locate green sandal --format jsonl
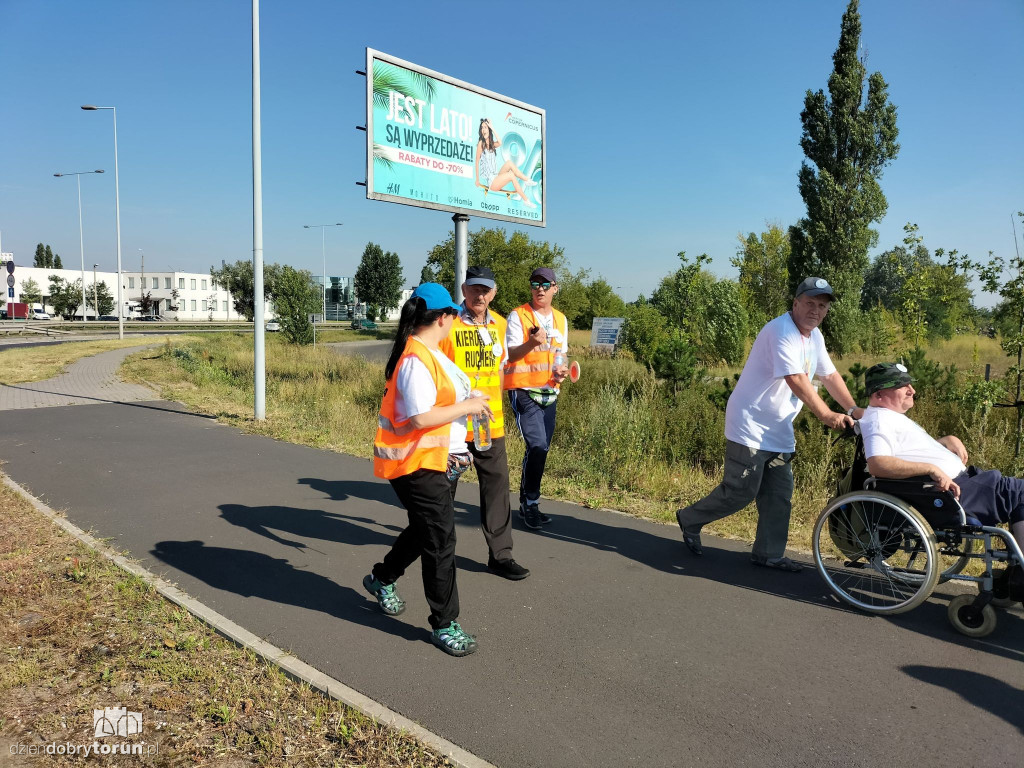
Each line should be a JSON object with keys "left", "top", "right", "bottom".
{"left": 431, "top": 621, "right": 478, "bottom": 657}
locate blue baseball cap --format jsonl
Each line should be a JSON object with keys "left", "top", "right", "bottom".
{"left": 412, "top": 282, "right": 461, "bottom": 312}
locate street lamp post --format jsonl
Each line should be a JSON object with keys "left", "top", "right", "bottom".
{"left": 54, "top": 169, "right": 104, "bottom": 324}
{"left": 81, "top": 105, "right": 123, "bottom": 339}
{"left": 93, "top": 263, "right": 100, "bottom": 318}
{"left": 303, "top": 223, "right": 343, "bottom": 325}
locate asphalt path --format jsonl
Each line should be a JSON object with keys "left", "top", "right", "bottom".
{"left": 2, "top": 398, "right": 1022, "bottom": 766}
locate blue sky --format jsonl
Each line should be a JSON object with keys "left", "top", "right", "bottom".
{"left": 2, "top": 0, "right": 1021, "bottom": 302}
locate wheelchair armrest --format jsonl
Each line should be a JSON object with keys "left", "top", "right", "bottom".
{"left": 864, "top": 475, "right": 934, "bottom": 492}
{"left": 864, "top": 476, "right": 965, "bottom": 527}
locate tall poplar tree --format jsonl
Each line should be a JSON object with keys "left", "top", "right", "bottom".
{"left": 788, "top": 0, "right": 899, "bottom": 353}
{"left": 354, "top": 242, "right": 403, "bottom": 315}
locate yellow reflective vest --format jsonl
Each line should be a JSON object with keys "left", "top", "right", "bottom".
{"left": 440, "top": 310, "right": 507, "bottom": 439}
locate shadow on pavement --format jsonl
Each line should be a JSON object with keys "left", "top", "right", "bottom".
{"left": 901, "top": 664, "right": 1024, "bottom": 733}
{"left": 150, "top": 539, "right": 430, "bottom": 645}
{"left": 516, "top": 509, "right": 1024, "bottom": 661}
{"left": 218, "top": 503, "right": 400, "bottom": 550}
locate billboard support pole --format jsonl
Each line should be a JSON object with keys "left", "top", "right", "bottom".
{"left": 453, "top": 213, "right": 468, "bottom": 304}
{"left": 252, "top": 0, "right": 266, "bottom": 421}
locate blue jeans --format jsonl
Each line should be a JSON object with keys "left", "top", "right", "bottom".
{"left": 508, "top": 389, "right": 558, "bottom": 507}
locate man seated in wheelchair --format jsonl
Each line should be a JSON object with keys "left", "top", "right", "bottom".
{"left": 859, "top": 362, "right": 1024, "bottom": 595}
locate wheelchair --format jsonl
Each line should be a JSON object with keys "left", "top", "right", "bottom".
{"left": 812, "top": 431, "right": 1024, "bottom": 638}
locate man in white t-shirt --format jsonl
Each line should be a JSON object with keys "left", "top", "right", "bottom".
{"left": 676, "top": 277, "right": 861, "bottom": 571}
{"left": 859, "top": 362, "right": 1024, "bottom": 595}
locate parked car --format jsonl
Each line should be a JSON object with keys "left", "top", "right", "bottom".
{"left": 265, "top": 320, "right": 281, "bottom": 332}
{"left": 138, "top": 315, "right": 163, "bottom": 321}
{"left": 97, "top": 315, "right": 119, "bottom": 321}
{"left": 350, "top": 318, "right": 377, "bottom": 330}
{"left": 31, "top": 309, "right": 52, "bottom": 320}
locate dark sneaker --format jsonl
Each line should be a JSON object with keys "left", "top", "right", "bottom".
{"left": 431, "top": 621, "right": 478, "bottom": 657}
{"left": 362, "top": 574, "right": 406, "bottom": 615}
{"left": 487, "top": 557, "right": 530, "bottom": 580}
{"left": 518, "top": 502, "right": 552, "bottom": 525}
{"left": 523, "top": 503, "right": 543, "bottom": 530}
{"left": 676, "top": 511, "right": 703, "bottom": 556}
{"left": 750, "top": 555, "right": 802, "bottom": 573}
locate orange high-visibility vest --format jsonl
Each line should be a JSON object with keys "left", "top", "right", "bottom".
{"left": 373, "top": 337, "right": 456, "bottom": 480}
{"left": 503, "top": 304, "right": 568, "bottom": 390}
{"left": 440, "top": 311, "right": 507, "bottom": 439}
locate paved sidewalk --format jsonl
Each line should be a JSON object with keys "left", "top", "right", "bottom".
{"left": 1, "top": 351, "right": 1021, "bottom": 767}
{"left": 0, "top": 345, "right": 156, "bottom": 409}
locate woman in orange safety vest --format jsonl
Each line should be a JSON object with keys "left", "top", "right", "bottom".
{"left": 363, "top": 283, "right": 492, "bottom": 657}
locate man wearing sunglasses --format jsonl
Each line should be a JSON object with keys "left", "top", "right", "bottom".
{"left": 504, "top": 267, "right": 570, "bottom": 530}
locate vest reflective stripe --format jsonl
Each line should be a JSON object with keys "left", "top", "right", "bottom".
{"left": 503, "top": 305, "right": 568, "bottom": 390}
{"left": 441, "top": 313, "right": 507, "bottom": 439}
{"left": 374, "top": 434, "right": 451, "bottom": 461}
{"left": 373, "top": 338, "right": 455, "bottom": 479}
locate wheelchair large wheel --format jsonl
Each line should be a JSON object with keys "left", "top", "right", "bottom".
{"left": 814, "top": 493, "right": 940, "bottom": 614}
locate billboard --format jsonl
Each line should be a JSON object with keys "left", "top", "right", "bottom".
{"left": 366, "top": 49, "right": 545, "bottom": 227}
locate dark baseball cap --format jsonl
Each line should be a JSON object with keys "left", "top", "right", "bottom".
{"left": 795, "top": 277, "right": 836, "bottom": 300}
{"left": 464, "top": 266, "right": 496, "bottom": 289}
{"left": 530, "top": 267, "right": 556, "bottom": 284}
{"left": 865, "top": 362, "right": 914, "bottom": 395}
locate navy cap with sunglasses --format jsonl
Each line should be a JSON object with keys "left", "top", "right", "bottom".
{"left": 530, "top": 267, "right": 556, "bottom": 289}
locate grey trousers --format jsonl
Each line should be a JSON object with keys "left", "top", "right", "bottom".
{"left": 449, "top": 436, "right": 515, "bottom": 561}
{"left": 677, "top": 440, "right": 795, "bottom": 560}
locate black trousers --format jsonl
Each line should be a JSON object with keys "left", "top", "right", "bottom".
{"left": 449, "top": 436, "right": 515, "bottom": 561}
{"left": 373, "top": 469, "right": 459, "bottom": 630}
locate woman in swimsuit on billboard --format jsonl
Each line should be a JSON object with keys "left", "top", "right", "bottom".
{"left": 475, "top": 118, "right": 537, "bottom": 208}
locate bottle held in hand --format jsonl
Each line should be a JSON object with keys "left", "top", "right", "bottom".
{"left": 552, "top": 352, "right": 567, "bottom": 385}
{"left": 470, "top": 390, "right": 492, "bottom": 451}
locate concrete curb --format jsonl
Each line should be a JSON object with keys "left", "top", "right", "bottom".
{"left": 2, "top": 474, "right": 496, "bottom": 768}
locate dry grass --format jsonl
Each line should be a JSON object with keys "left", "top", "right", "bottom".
{"left": 0, "top": 338, "right": 177, "bottom": 385}
{"left": 0, "top": 476, "right": 451, "bottom": 767}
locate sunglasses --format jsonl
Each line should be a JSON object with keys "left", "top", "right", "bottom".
{"left": 530, "top": 281, "right": 554, "bottom": 290}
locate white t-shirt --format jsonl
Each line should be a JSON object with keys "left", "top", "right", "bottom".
{"left": 394, "top": 348, "right": 471, "bottom": 452}
{"left": 724, "top": 312, "right": 836, "bottom": 453}
{"left": 859, "top": 406, "right": 967, "bottom": 479}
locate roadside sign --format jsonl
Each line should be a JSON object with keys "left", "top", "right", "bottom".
{"left": 308, "top": 314, "right": 323, "bottom": 323}
{"left": 589, "top": 317, "right": 625, "bottom": 351}
{"left": 6, "top": 261, "right": 14, "bottom": 274}
{"left": 7, "top": 287, "right": 13, "bottom": 298}
{"left": 6, "top": 274, "right": 14, "bottom": 287}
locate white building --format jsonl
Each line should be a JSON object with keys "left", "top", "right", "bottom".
{"left": 1, "top": 258, "right": 270, "bottom": 321}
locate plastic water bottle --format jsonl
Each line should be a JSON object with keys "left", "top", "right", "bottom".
{"left": 552, "top": 351, "right": 567, "bottom": 385}
{"left": 470, "top": 390, "right": 492, "bottom": 451}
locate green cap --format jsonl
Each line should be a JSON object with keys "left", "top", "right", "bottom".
{"left": 865, "top": 362, "right": 913, "bottom": 395}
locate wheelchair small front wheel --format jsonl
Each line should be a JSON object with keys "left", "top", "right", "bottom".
{"left": 947, "top": 594, "right": 997, "bottom": 638}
